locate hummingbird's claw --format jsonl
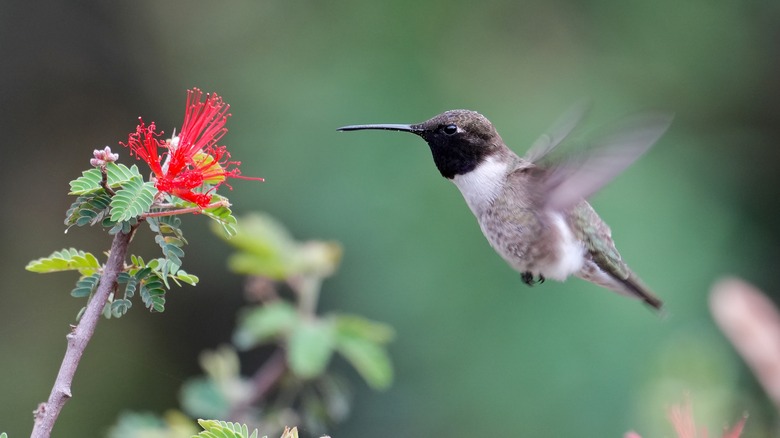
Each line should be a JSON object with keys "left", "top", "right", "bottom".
{"left": 521, "top": 272, "right": 546, "bottom": 286}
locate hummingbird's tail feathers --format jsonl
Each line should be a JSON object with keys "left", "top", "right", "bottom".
{"left": 577, "top": 261, "right": 664, "bottom": 311}
{"left": 524, "top": 100, "right": 591, "bottom": 163}
{"left": 614, "top": 274, "right": 664, "bottom": 311}
{"left": 543, "top": 112, "right": 673, "bottom": 212}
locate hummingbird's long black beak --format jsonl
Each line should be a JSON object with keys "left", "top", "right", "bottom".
{"left": 337, "top": 124, "right": 422, "bottom": 135}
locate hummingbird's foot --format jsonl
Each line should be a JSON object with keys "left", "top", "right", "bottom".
{"left": 521, "top": 272, "right": 546, "bottom": 286}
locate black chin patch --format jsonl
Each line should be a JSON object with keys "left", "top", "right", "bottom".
{"left": 429, "top": 143, "right": 483, "bottom": 179}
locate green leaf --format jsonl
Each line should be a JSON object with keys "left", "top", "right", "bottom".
{"left": 212, "top": 213, "right": 342, "bottom": 280}
{"left": 173, "top": 270, "right": 199, "bottom": 286}
{"left": 69, "top": 163, "right": 143, "bottom": 195}
{"left": 155, "top": 234, "right": 185, "bottom": 269}
{"left": 71, "top": 273, "right": 100, "bottom": 298}
{"left": 64, "top": 192, "right": 112, "bottom": 228}
{"left": 26, "top": 248, "right": 101, "bottom": 275}
{"left": 110, "top": 298, "right": 132, "bottom": 317}
{"left": 193, "top": 419, "right": 259, "bottom": 438}
{"left": 180, "top": 379, "right": 230, "bottom": 420}
{"left": 156, "top": 258, "right": 179, "bottom": 286}
{"left": 117, "top": 272, "right": 137, "bottom": 299}
{"left": 140, "top": 274, "right": 166, "bottom": 312}
{"left": 108, "top": 410, "right": 201, "bottom": 438}
{"left": 106, "top": 162, "right": 143, "bottom": 185}
{"left": 148, "top": 215, "right": 185, "bottom": 238}
{"left": 288, "top": 319, "right": 335, "bottom": 379}
{"left": 233, "top": 302, "right": 299, "bottom": 349}
{"left": 68, "top": 168, "right": 104, "bottom": 195}
{"left": 106, "top": 217, "right": 136, "bottom": 235}
{"left": 110, "top": 178, "right": 156, "bottom": 222}
{"left": 202, "top": 194, "right": 238, "bottom": 237}
{"left": 333, "top": 314, "right": 395, "bottom": 344}
{"left": 335, "top": 317, "right": 393, "bottom": 389}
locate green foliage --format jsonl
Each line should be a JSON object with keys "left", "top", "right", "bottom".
{"left": 221, "top": 214, "right": 394, "bottom": 390}
{"left": 25, "top": 248, "right": 101, "bottom": 275}
{"left": 232, "top": 301, "right": 298, "bottom": 349}
{"left": 108, "top": 411, "right": 198, "bottom": 438}
{"left": 288, "top": 319, "right": 336, "bottom": 379}
{"left": 110, "top": 298, "right": 133, "bottom": 317}
{"left": 130, "top": 255, "right": 199, "bottom": 288}
{"left": 139, "top": 273, "right": 166, "bottom": 313}
{"left": 71, "top": 273, "right": 100, "bottom": 298}
{"left": 27, "top": 249, "right": 197, "bottom": 319}
{"left": 148, "top": 215, "right": 185, "bottom": 238}
{"left": 107, "top": 217, "right": 139, "bottom": 235}
{"left": 110, "top": 178, "right": 156, "bottom": 222}
{"left": 181, "top": 347, "right": 246, "bottom": 420}
{"left": 193, "top": 420, "right": 259, "bottom": 438}
{"left": 233, "top": 303, "right": 394, "bottom": 389}
{"left": 202, "top": 194, "right": 238, "bottom": 237}
{"left": 155, "top": 235, "right": 185, "bottom": 272}
{"left": 148, "top": 215, "right": 188, "bottom": 282}
{"left": 101, "top": 212, "right": 394, "bottom": 436}
{"left": 68, "top": 162, "right": 143, "bottom": 195}
{"left": 180, "top": 378, "right": 231, "bottom": 421}
{"left": 213, "top": 214, "right": 342, "bottom": 280}
{"left": 332, "top": 316, "right": 394, "bottom": 390}
{"left": 64, "top": 191, "right": 112, "bottom": 228}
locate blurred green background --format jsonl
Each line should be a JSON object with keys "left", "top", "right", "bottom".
{"left": 2, "top": 0, "right": 780, "bottom": 436}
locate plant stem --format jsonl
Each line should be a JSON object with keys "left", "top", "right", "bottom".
{"left": 31, "top": 227, "right": 136, "bottom": 438}
{"left": 228, "top": 349, "right": 288, "bottom": 422}
{"left": 142, "top": 200, "right": 229, "bottom": 218}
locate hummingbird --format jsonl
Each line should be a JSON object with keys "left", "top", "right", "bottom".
{"left": 337, "top": 105, "right": 672, "bottom": 310}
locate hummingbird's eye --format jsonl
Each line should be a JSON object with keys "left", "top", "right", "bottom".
{"left": 442, "top": 124, "right": 458, "bottom": 135}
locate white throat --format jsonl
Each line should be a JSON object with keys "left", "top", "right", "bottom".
{"left": 451, "top": 156, "right": 508, "bottom": 216}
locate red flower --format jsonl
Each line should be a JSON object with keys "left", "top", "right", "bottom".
{"left": 123, "top": 88, "right": 262, "bottom": 207}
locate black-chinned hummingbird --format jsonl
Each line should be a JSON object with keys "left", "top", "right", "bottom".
{"left": 337, "top": 106, "right": 671, "bottom": 310}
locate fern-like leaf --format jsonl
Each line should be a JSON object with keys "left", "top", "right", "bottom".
{"left": 155, "top": 234, "right": 185, "bottom": 269}
{"left": 110, "top": 298, "right": 132, "bottom": 317}
{"left": 172, "top": 269, "right": 199, "bottom": 286}
{"left": 193, "top": 419, "right": 259, "bottom": 438}
{"left": 68, "top": 168, "right": 104, "bottom": 195}
{"left": 117, "top": 271, "right": 138, "bottom": 299}
{"left": 140, "top": 274, "right": 166, "bottom": 312}
{"left": 202, "top": 194, "right": 238, "bottom": 237}
{"left": 69, "top": 163, "right": 143, "bottom": 195}
{"left": 71, "top": 273, "right": 100, "bottom": 298}
{"left": 148, "top": 215, "right": 185, "bottom": 239}
{"left": 26, "top": 248, "right": 101, "bottom": 275}
{"left": 105, "top": 217, "right": 137, "bottom": 235}
{"left": 110, "top": 178, "right": 156, "bottom": 222}
{"left": 64, "top": 192, "right": 112, "bottom": 228}
{"left": 106, "top": 162, "right": 143, "bottom": 185}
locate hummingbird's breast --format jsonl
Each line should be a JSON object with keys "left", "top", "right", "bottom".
{"left": 471, "top": 174, "right": 586, "bottom": 281}
{"left": 451, "top": 154, "right": 586, "bottom": 281}
{"left": 478, "top": 203, "right": 584, "bottom": 280}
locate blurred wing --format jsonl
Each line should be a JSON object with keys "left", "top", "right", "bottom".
{"left": 524, "top": 100, "right": 590, "bottom": 163}
{"left": 544, "top": 112, "right": 673, "bottom": 212}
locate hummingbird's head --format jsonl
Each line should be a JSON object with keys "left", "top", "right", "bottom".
{"left": 338, "top": 109, "right": 505, "bottom": 179}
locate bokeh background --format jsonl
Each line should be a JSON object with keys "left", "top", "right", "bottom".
{"left": 2, "top": 0, "right": 780, "bottom": 436}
